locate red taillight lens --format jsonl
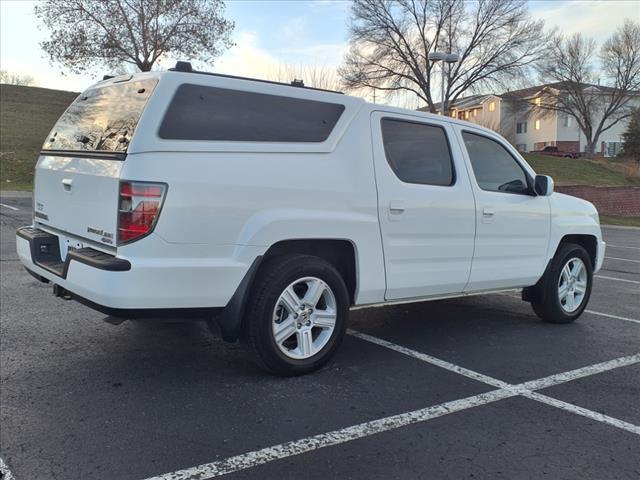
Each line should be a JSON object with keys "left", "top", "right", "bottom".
{"left": 118, "top": 181, "right": 166, "bottom": 244}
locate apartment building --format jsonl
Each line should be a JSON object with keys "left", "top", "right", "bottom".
{"left": 421, "top": 83, "right": 638, "bottom": 157}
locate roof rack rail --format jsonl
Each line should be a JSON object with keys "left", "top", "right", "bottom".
{"left": 167, "top": 61, "right": 343, "bottom": 95}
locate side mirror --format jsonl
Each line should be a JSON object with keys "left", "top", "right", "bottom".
{"left": 534, "top": 175, "right": 554, "bottom": 196}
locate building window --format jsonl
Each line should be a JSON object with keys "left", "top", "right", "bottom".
{"left": 488, "top": 101, "right": 496, "bottom": 112}
{"left": 516, "top": 122, "right": 527, "bottom": 134}
{"left": 464, "top": 111, "right": 470, "bottom": 120}
{"left": 535, "top": 97, "right": 541, "bottom": 106}
{"left": 535, "top": 119, "right": 541, "bottom": 130}
{"left": 516, "top": 144, "right": 528, "bottom": 152}
{"left": 563, "top": 115, "right": 571, "bottom": 127}
{"left": 607, "top": 142, "right": 622, "bottom": 157}
{"left": 451, "top": 111, "right": 456, "bottom": 118}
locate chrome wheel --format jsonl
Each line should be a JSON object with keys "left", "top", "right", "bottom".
{"left": 558, "top": 257, "right": 588, "bottom": 313}
{"left": 272, "top": 276, "right": 337, "bottom": 360}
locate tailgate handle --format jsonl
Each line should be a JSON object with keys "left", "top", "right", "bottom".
{"left": 61, "top": 178, "right": 73, "bottom": 192}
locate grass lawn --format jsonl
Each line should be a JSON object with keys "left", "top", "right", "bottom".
{"left": 599, "top": 215, "right": 640, "bottom": 228}
{"left": 523, "top": 153, "right": 640, "bottom": 187}
{"left": 0, "top": 84, "right": 78, "bottom": 190}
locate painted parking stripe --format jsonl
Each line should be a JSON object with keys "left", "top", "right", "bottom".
{"left": 595, "top": 275, "right": 640, "bottom": 285}
{"left": 585, "top": 310, "right": 640, "bottom": 325}
{"left": 607, "top": 244, "right": 640, "bottom": 251}
{"left": 605, "top": 256, "right": 640, "bottom": 264}
{"left": 143, "top": 341, "right": 639, "bottom": 480}
{"left": 0, "top": 457, "right": 15, "bottom": 480}
{"left": 523, "top": 391, "right": 640, "bottom": 435}
{"left": 351, "top": 331, "right": 640, "bottom": 433}
{"left": 143, "top": 389, "right": 514, "bottom": 480}
{"left": 0, "top": 203, "right": 19, "bottom": 211}
{"left": 519, "top": 354, "right": 640, "bottom": 391}
{"left": 348, "top": 330, "right": 510, "bottom": 389}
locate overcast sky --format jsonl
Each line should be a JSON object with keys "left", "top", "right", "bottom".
{"left": 1, "top": 0, "right": 639, "bottom": 96}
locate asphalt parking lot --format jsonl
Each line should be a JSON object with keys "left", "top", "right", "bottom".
{"left": 1, "top": 194, "right": 639, "bottom": 480}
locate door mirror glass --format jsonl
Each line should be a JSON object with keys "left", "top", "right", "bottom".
{"left": 534, "top": 175, "right": 554, "bottom": 196}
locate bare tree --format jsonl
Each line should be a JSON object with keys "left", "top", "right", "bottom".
{"left": 34, "top": 0, "right": 234, "bottom": 73}
{"left": 532, "top": 21, "right": 640, "bottom": 156}
{"left": 0, "top": 70, "right": 36, "bottom": 86}
{"left": 339, "top": 0, "right": 550, "bottom": 114}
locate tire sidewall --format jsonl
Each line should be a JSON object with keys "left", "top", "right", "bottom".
{"left": 250, "top": 256, "right": 349, "bottom": 375}
{"left": 545, "top": 245, "right": 593, "bottom": 322}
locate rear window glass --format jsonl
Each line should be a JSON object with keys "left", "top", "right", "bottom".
{"left": 381, "top": 118, "right": 454, "bottom": 186}
{"left": 158, "top": 84, "right": 345, "bottom": 142}
{"left": 43, "top": 79, "right": 158, "bottom": 152}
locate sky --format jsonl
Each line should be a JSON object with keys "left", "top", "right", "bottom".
{"left": 1, "top": 0, "right": 639, "bottom": 101}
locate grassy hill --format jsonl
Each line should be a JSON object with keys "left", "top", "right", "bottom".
{"left": 523, "top": 154, "right": 640, "bottom": 187}
{"left": 0, "top": 84, "right": 78, "bottom": 190}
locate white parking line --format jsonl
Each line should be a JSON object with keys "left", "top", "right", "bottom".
{"left": 142, "top": 336, "right": 640, "bottom": 480}
{"left": 0, "top": 457, "right": 15, "bottom": 480}
{"left": 585, "top": 310, "right": 640, "bottom": 325}
{"left": 605, "top": 256, "right": 640, "bottom": 264}
{"left": 348, "top": 330, "right": 509, "bottom": 389}
{"left": 142, "top": 389, "right": 514, "bottom": 480}
{"left": 0, "top": 203, "right": 19, "bottom": 211}
{"left": 607, "top": 244, "right": 640, "bottom": 251}
{"left": 522, "top": 391, "right": 640, "bottom": 435}
{"left": 595, "top": 275, "right": 640, "bottom": 285}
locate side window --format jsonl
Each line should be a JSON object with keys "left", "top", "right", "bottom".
{"left": 158, "top": 84, "right": 345, "bottom": 142}
{"left": 462, "top": 132, "right": 531, "bottom": 195}
{"left": 380, "top": 118, "right": 454, "bottom": 186}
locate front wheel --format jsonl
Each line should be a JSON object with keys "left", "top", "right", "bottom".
{"left": 244, "top": 254, "right": 349, "bottom": 376}
{"left": 531, "top": 243, "right": 593, "bottom": 324}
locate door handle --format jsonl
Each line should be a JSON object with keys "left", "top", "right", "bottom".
{"left": 61, "top": 178, "right": 73, "bottom": 192}
{"left": 389, "top": 201, "right": 405, "bottom": 214}
{"left": 482, "top": 208, "right": 494, "bottom": 217}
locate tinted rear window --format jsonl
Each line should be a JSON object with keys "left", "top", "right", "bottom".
{"left": 158, "top": 84, "right": 345, "bottom": 142}
{"left": 381, "top": 118, "right": 454, "bottom": 186}
{"left": 43, "top": 79, "right": 157, "bottom": 152}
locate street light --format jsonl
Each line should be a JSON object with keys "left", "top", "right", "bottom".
{"left": 428, "top": 52, "right": 459, "bottom": 116}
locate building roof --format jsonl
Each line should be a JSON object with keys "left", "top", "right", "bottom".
{"left": 417, "top": 81, "right": 640, "bottom": 112}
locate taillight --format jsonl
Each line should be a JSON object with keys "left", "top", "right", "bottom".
{"left": 118, "top": 181, "right": 167, "bottom": 245}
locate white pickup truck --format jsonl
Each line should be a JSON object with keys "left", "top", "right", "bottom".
{"left": 17, "top": 62, "right": 605, "bottom": 375}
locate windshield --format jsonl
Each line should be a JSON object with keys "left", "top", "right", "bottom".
{"left": 43, "top": 78, "right": 157, "bottom": 153}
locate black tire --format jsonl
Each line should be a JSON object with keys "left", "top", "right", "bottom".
{"left": 531, "top": 243, "right": 593, "bottom": 324}
{"left": 244, "top": 254, "right": 349, "bottom": 376}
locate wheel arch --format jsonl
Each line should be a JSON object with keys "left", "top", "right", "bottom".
{"left": 558, "top": 234, "right": 598, "bottom": 269}
{"left": 524, "top": 233, "right": 597, "bottom": 304}
{"left": 262, "top": 238, "right": 358, "bottom": 304}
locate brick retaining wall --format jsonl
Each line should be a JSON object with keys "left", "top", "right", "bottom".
{"left": 555, "top": 185, "right": 640, "bottom": 217}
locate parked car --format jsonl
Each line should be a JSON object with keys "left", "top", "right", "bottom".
{"left": 531, "top": 145, "right": 581, "bottom": 158}
{"left": 17, "top": 62, "right": 605, "bottom": 375}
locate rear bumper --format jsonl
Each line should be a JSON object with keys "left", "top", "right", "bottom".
{"left": 16, "top": 226, "right": 263, "bottom": 312}
{"left": 17, "top": 226, "right": 264, "bottom": 340}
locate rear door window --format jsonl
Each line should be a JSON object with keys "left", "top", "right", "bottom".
{"left": 158, "top": 84, "right": 345, "bottom": 142}
{"left": 380, "top": 118, "right": 455, "bottom": 186}
{"left": 43, "top": 79, "right": 157, "bottom": 153}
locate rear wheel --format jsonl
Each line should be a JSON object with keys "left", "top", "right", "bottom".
{"left": 531, "top": 243, "right": 593, "bottom": 324}
{"left": 244, "top": 254, "right": 349, "bottom": 376}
